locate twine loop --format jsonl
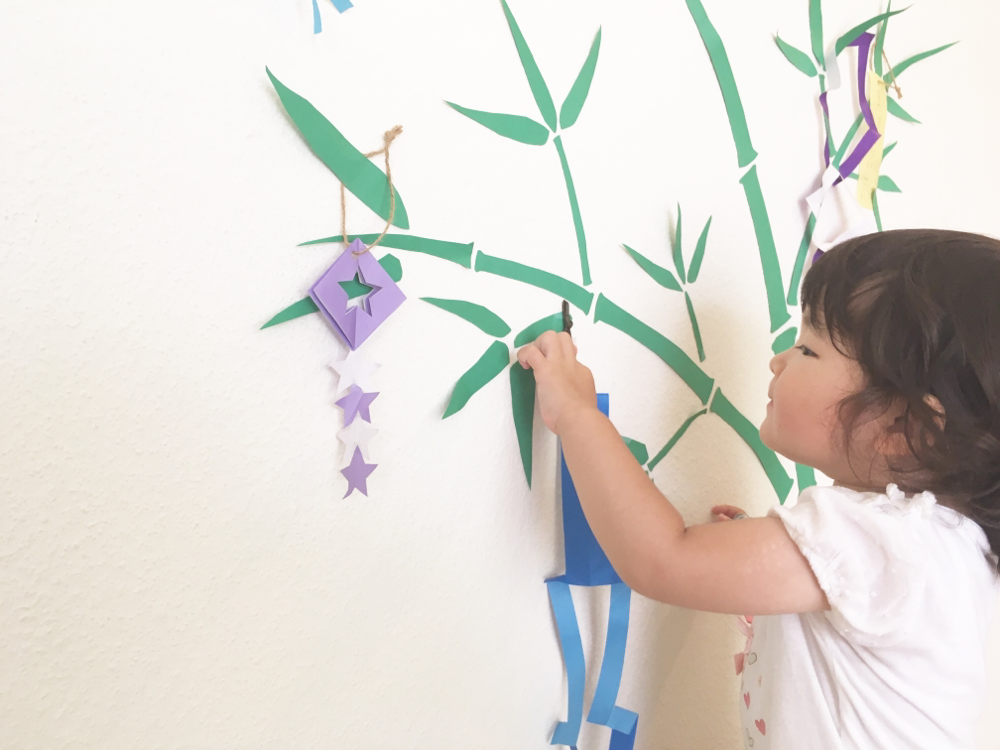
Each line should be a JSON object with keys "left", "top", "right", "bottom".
{"left": 339, "top": 125, "right": 403, "bottom": 255}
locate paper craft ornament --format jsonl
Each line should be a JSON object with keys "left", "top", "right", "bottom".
{"left": 310, "top": 239, "right": 406, "bottom": 350}
{"left": 337, "top": 419, "right": 378, "bottom": 461}
{"left": 336, "top": 384, "right": 379, "bottom": 425}
{"left": 329, "top": 351, "right": 380, "bottom": 393}
{"left": 341, "top": 447, "right": 377, "bottom": 497}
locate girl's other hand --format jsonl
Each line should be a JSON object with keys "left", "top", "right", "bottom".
{"left": 516, "top": 331, "right": 598, "bottom": 435}
{"left": 711, "top": 505, "right": 750, "bottom": 523}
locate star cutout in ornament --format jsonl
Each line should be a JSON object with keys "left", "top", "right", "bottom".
{"left": 335, "top": 384, "right": 378, "bottom": 425}
{"left": 337, "top": 419, "right": 378, "bottom": 462}
{"left": 341, "top": 447, "right": 377, "bottom": 497}
{"left": 339, "top": 272, "right": 378, "bottom": 313}
{"left": 329, "top": 351, "right": 380, "bottom": 394}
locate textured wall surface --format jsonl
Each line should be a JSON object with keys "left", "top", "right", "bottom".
{"left": 3, "top": 1, "right": 1000, "bottom": 748}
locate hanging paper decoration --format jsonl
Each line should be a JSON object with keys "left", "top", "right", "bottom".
{"left": 312, "top": 0, "right": 354, "bottom": 35}
{"left": 329, "top": 350, "right": 381, "bottom": 392}
{"left": 310, "top": 239, "right": 406, "bottom": 350}
{"left": 341, "top": 446, "right": 377, "bottom": 497}
{"left": 547, "top": 393, "right": 639, "bottom": 750}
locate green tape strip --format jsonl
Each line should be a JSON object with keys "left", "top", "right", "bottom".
{"left": 514, "top": 313, "right": 564, "bottom": 348}
{"left": 501, "top": 0, "right": 557, "bottom": 131}
{"left": 421, "top": 298, "right": 512, "bottom": 337}
{"left": 739, "top": 166, "right": 791, "bottom": 332}
{"left": 684, "top": 0, "right": 758, "bottom": 168}
{"left": 710, "top": 389, "right": 793, "bottom": 502}
{"left": 648, "top": 409, "right": 708, "bottom": 471}
{"left": 443, "top": 340, "right": 510, "bottom": 418}
{"left": 445, "top": 102, "right": 549, "bottom": 145}
{"left": 622, "top": 244, "right": 681, "bottom": 292}
{"left": 474, "top": 252, "right": 594, "bottom": 313}
{"left": 559, "top": 28, "right": 602, "bottom": 130}
{"left": 594, "top": 294, "right": 714, "bottom": 403}
{"left": 509, "top": 364, "right": 536, "bottom": 486}
{"left": 266, "top": 68, "right": 409, "bottom": 229}
{"left": 299, "top": 234, "right": 474, "bottom": 269}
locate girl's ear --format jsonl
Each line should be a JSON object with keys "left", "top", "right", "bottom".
{"left": 882, "top": 394, "right": 946, "bottom": 457}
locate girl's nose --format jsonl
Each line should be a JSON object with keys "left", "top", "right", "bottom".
{"left": 769, "top": 351, "right": 784, "bottom": 375}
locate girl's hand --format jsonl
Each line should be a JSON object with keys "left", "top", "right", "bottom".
{"left": 711, "top": 505, "right": 750, "bottom": 523}
{"left": 516, "top": 331, "right": 598, "bottom": 435}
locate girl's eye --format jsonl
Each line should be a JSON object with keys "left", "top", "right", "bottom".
{"left": 796, "top": 345, "right": 817, "bottom": 357}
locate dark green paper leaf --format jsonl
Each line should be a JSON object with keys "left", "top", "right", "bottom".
{"left": 688, "top": 217, "right": 712, "bottom": 283}
{"left": 266, "top": 68, "right": 409, "bottom": 229}
{"left": 445, "top": 102, "right": 549, "bottom": 145}
{"left": 421, "top": 298, "right": 511, "bottom": 337}
{"left": 514, "top": 313, "right": 564, "bottom": 347}
{"left": 300, "top": 234, "right": 474, "bottom": 268}
{"left": 775, "top": 35, "right": 818, "bottom": 77}
{"left": 443, "top": 341, "right": 510, "bottom": 418}
{"left": 835, "top": 7, "right": 908, "bottom": 55}
{"left": 622, "top": 438, "right": 649, "bottom": 466}
{"left": 885, "top": 43, "right": 957, "bottom": 85}
{"left": 500, "top": 0, "right": 557, "bottom": 131}
{"left": 672, "top": 204, "right": 686, "bottom": 284}
{"left": 559, "top": 28, "right": 602, "bottom": 129}
{"left": 509, "top": 364, "right": 536, "bottom": 486}
{"left": 886, "top": 97, "right": 920, "bottom": 123}
{"left": 878, "top": 175, "right": 901, "bottom": 192}
{"left": 622, "top": 245, "right": 682, "bottom": 292}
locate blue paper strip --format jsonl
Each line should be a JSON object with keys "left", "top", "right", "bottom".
{"left": 551, "top": 394, "right": 622, "bottom": 587}
{"left": 609, "top": 718, "right": 638, "bottom": 750}
{"left": 546, "top": 579, "right": 586, "bottom": 747}
{"left": 329, "top": 0, "right": 354, "bottom": 11}
{"left": 312, "top": 0, "right": 322, "bottom": 33}
{"left": 587, "top": 584, "right": 638, "bottom": 735}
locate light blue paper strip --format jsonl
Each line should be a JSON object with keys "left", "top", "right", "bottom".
{"left": 312, "top": 0, "right": 322, "bottom": 33}
{"left": 587, "top": 583, "right": 638, "bottom": 735}
{"left": 609, "top": 718, "right": 638, "bottom": 750}
{"left": 329, "top": 0, "right": 353, "bottom": 11}
{"left": 546, "top": 579, "right": 586, "bottom": 747}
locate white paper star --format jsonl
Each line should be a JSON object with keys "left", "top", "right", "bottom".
{"left": 337, "top": 419, "right": 378, "bottom": 462}
{"left": 329, "top": 351, "right": 380, "bottom": 393}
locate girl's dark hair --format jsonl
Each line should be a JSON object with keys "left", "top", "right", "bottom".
{"left": 802, "top": 229, "right": 1000, "bottom": 565}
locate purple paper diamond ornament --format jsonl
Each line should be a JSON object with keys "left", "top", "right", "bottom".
{"left": 309, "top": 239, "right": 406, "bottom": 350}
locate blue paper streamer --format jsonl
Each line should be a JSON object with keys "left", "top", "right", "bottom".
{"left": 551, "top": 394, "right": 622, "bottom": 587}
{"left": 312, "top": 0, "right": 322, "bottom": 33}
{"left": 546, "top": 580, "right": 586, "bottom": 747}
{"left": 329, "top": 0, "right": 354, "bottom": 11}
{"left": 587, "top": 584, "right": 638, "bottom": 735}
{"left": 609, "top": 718, "right": 638, "bottom": 750}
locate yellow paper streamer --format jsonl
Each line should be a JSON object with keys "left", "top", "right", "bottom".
{"left": 857, "top": 71, "right": 889, "bottom": 209}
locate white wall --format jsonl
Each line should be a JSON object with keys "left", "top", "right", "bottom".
{"left": 3, "top": 1, "right": 1000, "bottom": 748}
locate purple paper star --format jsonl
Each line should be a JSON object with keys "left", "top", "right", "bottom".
{"left": 341, "top": 446, "right": 377, "bottom": 497}
{"left": 335, "top": 384, "right": 378, "bottom": 425}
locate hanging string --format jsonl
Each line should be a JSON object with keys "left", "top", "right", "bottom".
{"left": 339, "top": 125, "right": 403, "bottom": 256}
{"left": 881, "top": 51, "right": 903, "bottom": 99}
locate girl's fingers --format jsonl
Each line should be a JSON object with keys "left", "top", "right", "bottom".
{"left": 711, "top": 505, "right": 749, "bottom": 521}
{"left": 517, "top": 345, "right": 546, "bottom": 371}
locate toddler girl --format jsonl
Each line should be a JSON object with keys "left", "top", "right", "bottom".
{"left": 517, "top": 229, "right": 1000, "bottom": 749}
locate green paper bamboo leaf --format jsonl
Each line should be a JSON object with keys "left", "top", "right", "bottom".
{"left": 421, "top": 298, "right": 512, "bottom": 337}
{"left": 672, "top": 204, "right": 686, "bottom": 283}
{"left": 684, "top": 291, "right": 706, "bottom": 362}
{"left": 886, "top": 97, "right": 920, "bottom": 123}
{"left": 260, "top": 253, "right": 402, "bottom": 330}
{"left": 622, "top": 438, "right": 649, "bottom": 466}
{"left": 786, "top": 214, "right": 816, "bottom": 306}
{"left": 261, "top": 297, "right": 320, "bottom": 329}
{"left": 559, "top": 28, "right": 602, "bottom": 129}
{"left": 833, "top": 112, "right": 865, "bottom": 168}
{"left": 300, "top": 234, "right": 475, "bottom": 269}
{"left": 739, "top": 166, "right": 792, "bottom": 332}
{"left": 882, "top": 141, "right": 897, "bottom": 159}
{"left": 797, "top": 463, "right": 818, "bottom": 491}
{"left": 443, "top": 341, "right": 510, "bottom": 418}
{"left": 771, "top": 327, "right": 797, "bottom": 353}
{"left": 500, "top": 0, "right": 557, "bottom": 131}
{"left": 688, "top": 216, "right": 712, "bottom": 283}
{"left": 878, "top": 175, "right": 902, "bottom": 193}
{"left": 885, "top": 43, "right": 957, "bottom": 85}
{"left": 873, "top": 190, "right": 884, "bottom": 232}
{"left": 809, "top": 0, "right": 824, "bottom": 67}
{"left": 514, "top": 313, "right": 564, "bottom": 347}
{"left": 266, "top": 68, "right": 409, "bottom": 229}
{"left": 622, "top": 244, "right": 682, "bottom": 292}
{"left": 873, "top": 0, "right": 891, "bottom": 76}
{"left": 835, "top": 7, "right": 908, "bottom": 55}
{"left": 774, "top": 35, "right": 818, "bottom": 77}
{"left": 509, "top": 364, "right": 536, "bottom": 485}
{"left": 445, "top": 102, "right": 550, "bottom": 145}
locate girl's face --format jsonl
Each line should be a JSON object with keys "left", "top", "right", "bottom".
{"left": 759, "top": 318, "right": 884, "bottom": 489}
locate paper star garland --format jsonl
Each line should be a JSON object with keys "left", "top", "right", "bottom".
{"left": 337, "top": 419, "right": 378, "bottom": 462}
{"left": 329, "top": 351, "right": 380, "bottom": 394}
{"left": 335, "top": 384, "right": 378, "bottom": 425}
{"left": 341, "top": 447, "right": 377, "bottom": 497}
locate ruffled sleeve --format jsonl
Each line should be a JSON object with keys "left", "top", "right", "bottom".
{"left": 770, "top": 484, "right": 933, "bottom": 646}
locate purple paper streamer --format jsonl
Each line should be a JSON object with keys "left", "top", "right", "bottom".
{"left": 819, "top": 91, "right": 831, "bottom": 167}
{"left": 835, "top": 33, "right": 879, "bottom": 183}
